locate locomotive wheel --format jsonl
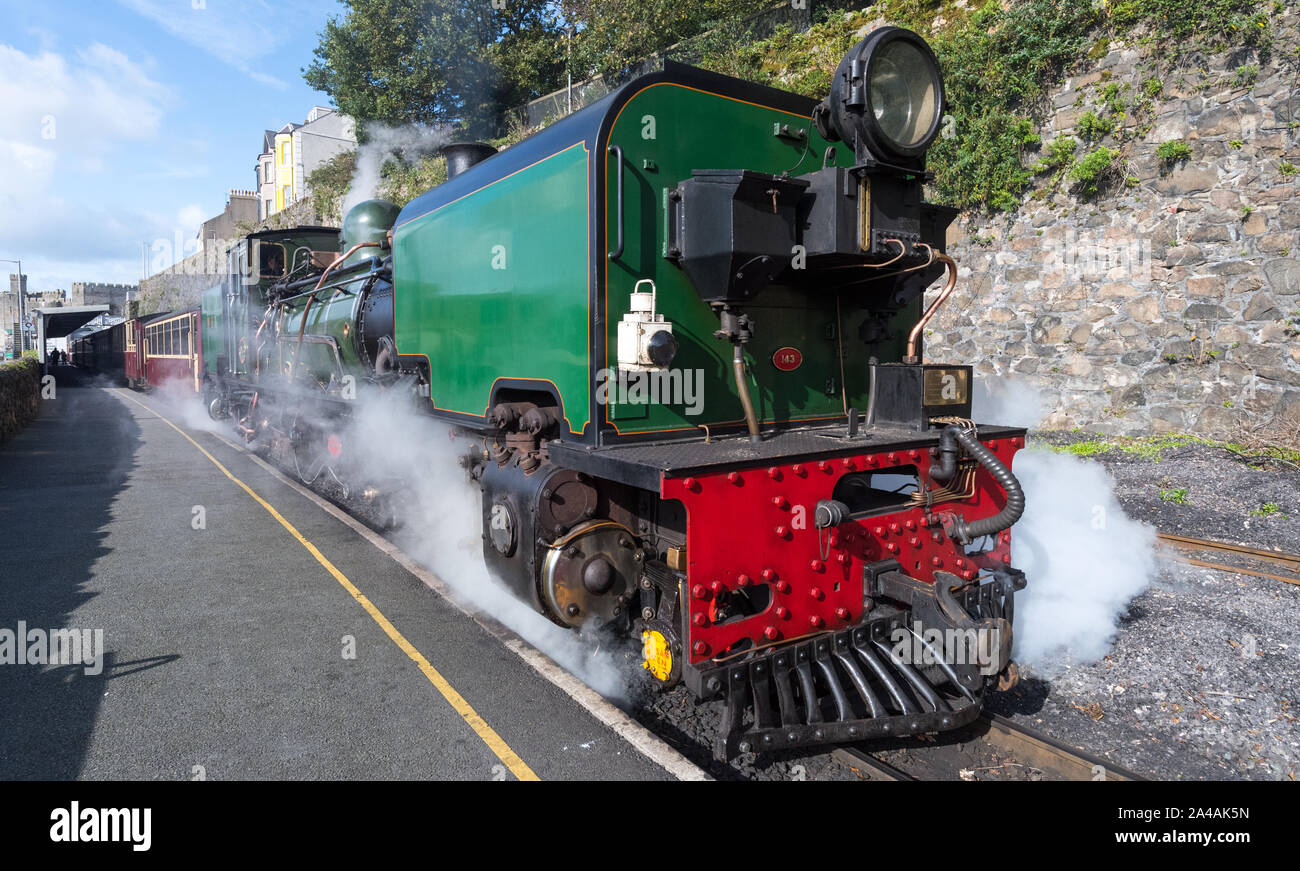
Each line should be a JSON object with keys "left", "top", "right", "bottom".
{"left": 540, "top": 520, "right": 639, "bottom": 629}
{"left": 206, "top": 392, "right": 228, "bottom": 421}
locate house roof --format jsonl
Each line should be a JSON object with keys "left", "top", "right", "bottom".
{"left": 261, "top": 122, "right": 303, "bottom": 155}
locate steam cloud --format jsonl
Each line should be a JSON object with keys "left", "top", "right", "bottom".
{"left": 149, "top": 376, "right": 224, "bottom": 434}
{"left": 337, "top": 391, "right": 632, "bottom": 701}
{"left": 972, "top": 374, "right": 1047, "bottom": 430}
{"left": 341, "top": 122, "right": 453, "bottom": 217}
{"left": 149, "top": 379, "right": 631, "bottom": 699}
{"left": 974, "top": 375, "right": 1156, "bottom": 675}
{"left": 152, "top": 367, "right": 1151, "bottom": 692}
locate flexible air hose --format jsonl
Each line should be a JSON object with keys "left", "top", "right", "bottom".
{"left": 930, "top": 424, "right": 1025, "bottom": 544}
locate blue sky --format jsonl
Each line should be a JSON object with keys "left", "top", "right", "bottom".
{"left": 0, "top": 0, "right": 347, "bottom": 295}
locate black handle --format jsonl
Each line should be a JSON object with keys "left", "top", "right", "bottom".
{"left": 607, "top": 144, "right": 624, "bottom": 260}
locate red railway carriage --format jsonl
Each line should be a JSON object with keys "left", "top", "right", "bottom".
{"left": 140, "top": 309, "right": 202, "bottom": 392}
{"left": 124, "top": 316, "right": 146, "bottom": 387}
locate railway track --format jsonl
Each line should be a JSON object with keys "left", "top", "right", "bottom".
{"left": 1156, "top": 532, "right": 1300, "bottom": 587}
{"left": 833, "top": 713, "right": 1147, "bottom": 781}
{"left": 831, "top": 533, "right": 1299, "bottom": 781}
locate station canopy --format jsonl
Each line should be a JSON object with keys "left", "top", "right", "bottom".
{"left": 32, "top": 305, "right": 110, "bottom": 363}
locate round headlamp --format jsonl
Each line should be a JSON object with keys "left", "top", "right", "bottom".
{"left": 815, "top": 26, "right": 945, "bottom": 163}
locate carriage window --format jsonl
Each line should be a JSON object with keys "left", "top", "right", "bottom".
{"left": 181, "top": 321, "right": 190, "bottom": 355}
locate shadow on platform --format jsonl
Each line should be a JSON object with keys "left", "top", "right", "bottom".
{"left": 0, "top": 373, "right": 141, "bottom": 778}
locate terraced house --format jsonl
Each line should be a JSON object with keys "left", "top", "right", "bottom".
{"left": 256, "top": 106, "right": 357, "bottom": 219}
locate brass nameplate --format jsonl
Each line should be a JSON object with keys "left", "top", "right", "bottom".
{"left": 923, "top": 368, "right": 969, "bottom": 406}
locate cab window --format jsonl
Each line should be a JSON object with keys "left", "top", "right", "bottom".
{"left": 260, "top": 243, "right": 286, "bottom": 279}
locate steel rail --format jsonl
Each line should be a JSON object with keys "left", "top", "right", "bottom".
{"left": 835, "top": 713, "right": 1148, "bottom": 781}
{"left": 831, "top": 746, "right": 916, "bottom": 781}
{"left": 1156, "top": 532, "right": 1300, "bottom": 587}
{"left": 977, "top": 714, "right": 1146, "bottom": 781}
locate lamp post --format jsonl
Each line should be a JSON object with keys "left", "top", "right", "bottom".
{"left": 566, "top": 25, "right": 574, "bottom": 115}
{"left": 0, "top": 258, "right": 23, "bottom": 355}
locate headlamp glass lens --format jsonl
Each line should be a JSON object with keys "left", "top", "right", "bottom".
{"left": 869, "top": 39, "right": 940, "bottom": 150}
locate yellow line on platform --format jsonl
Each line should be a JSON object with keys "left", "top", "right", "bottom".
{"left": 116, "top": 390, "right": 539, "bottom": 782}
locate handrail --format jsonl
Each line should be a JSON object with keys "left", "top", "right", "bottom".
{"left": 607, "top": 144, "right": 624, "bottom": 260}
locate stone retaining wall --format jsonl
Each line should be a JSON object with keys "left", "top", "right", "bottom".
{"left": 0, "top": 359, "right": 41, "bottom": 444}
{"left": 929, "top": 11, "right": 1300, "bottom": 444}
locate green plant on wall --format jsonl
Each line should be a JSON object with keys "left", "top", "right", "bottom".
{"left": 1077, "top": 110, "right": 1114, "bottom": 142}
{"left": 1157, "top": 139, "right": 1192, "bottom": 165}
{"left": 1034, "top": 137, "right": 1079, "bottom": 174}
{"left": 1069, "top": 147, "right": 1120, "bottom": 198}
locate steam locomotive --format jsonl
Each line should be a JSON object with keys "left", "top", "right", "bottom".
{"left": 106, "top": 26, "right": 1032, "bottom": 760}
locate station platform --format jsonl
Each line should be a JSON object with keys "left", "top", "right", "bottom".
{"left": 0, "top": 374, "right": 697, "bottom": 780}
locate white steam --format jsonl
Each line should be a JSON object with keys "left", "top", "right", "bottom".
{"left": 149, "top": 376, "right": 224, "bottom": 434}
{"left": 1009, "top": 449, "right": 1157, "bottom": 673}
{"left": 341, "top": 122, "right": 452, "bottom": 217}
{"left": 146, "top": 377, "right": 631, "bottom": 697}
{"left": 972, "top": 375, "right": 1156, "bottom": 675}
{"left": 339, "top": 391, "right": 632, "bottom": 701}
{"left": 972, "top": 374, "right": 1047, "bottom": 429}
{"left": 152, "top": 363, "right": 1154, "bottom": 689}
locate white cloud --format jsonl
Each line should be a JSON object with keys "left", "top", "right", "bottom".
{"left": 0, "top": 43, "right": 169, "bottom": 147}
{"left": 0, "top": 42, "right": 175, "bottom": 288}
{"left": 114, "top": 0, "right": 322, "bottom": 89}
{"left": 176, "top": 203, "right": 207, "bottom": 231}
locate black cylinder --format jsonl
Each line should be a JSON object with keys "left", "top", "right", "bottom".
{"left": 441, "top": 142, "right": 498, "bottom": 179}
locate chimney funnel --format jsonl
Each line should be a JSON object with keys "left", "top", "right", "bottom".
{"left": 440, "top": 142, "right": 498, "bottom": 180}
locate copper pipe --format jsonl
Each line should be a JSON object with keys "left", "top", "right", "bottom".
{"left": 314, "top": 241, "right": 382, "bottom": 292}
{"left": 289, "top": 240, "right": 381, "bottom": 379}
{"left": 904, "top": 252, "right": 958, "bottom": 364}
{"left": 733, "top": 344, "right": 761, "bottom": 443}
{"left": 835, "top": 294, "right": 847, "bottom": 415}
{"left": 836, "top": 242, "right": 935, "bottom": 284}
{"left": 824, "top": 238, "right": 906, "bottom": 270}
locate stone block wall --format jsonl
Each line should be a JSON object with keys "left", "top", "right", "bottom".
{"left": 928, "top": 11, "right": 1300, "bottom": 445}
